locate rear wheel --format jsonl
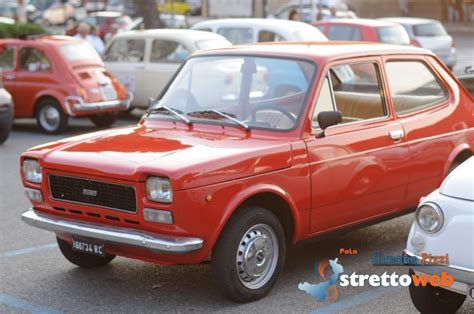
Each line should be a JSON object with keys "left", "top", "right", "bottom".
{"left": 57, "top": 237, "right": 115, "bottom": 268}
{"left": 211, "top": 206, "right": 286, "bottom": 302}
{"left": 36, "top": 99, "right": 68, "bottom": 134}
{"left": 89, "top": 113, "right": 118, "bottom": 128}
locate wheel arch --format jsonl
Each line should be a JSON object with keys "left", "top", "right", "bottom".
{"left": 444, "top": 144, "right": 473, "bottom": 176}
{"left": 33, "top": 94, "right": 63, "bottom": 116}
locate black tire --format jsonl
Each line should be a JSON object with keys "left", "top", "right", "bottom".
{"left": 408, "top": 269, "right": 466, "bottom": 313}
{"left": 36, "top": 99, "right": 68, "bottom": 134}
{"left": 89, "top": 113, "right": 118, "bottom": 128}
{"left": 0, "top": 127, "right": 10, "bottom": 144}
{"left": 57, "top": 237, "right": 115, "bottom": 269}
{"left": 211, "top": 206, "right": 286, "bottom": 302}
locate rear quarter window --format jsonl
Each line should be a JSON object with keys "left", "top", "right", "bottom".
{"left": 413, "top": 22, "right": 447, "bottom": 36}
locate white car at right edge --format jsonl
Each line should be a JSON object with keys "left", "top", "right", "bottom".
{"left": 405, "top": 156, "right": 473, "bottom": 313}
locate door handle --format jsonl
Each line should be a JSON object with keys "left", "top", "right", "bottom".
{"left": 4, "top": 74, "right": 16, "bottom": 81}
{"left": 389, "top": 129, "right": 405, "bottom": 141}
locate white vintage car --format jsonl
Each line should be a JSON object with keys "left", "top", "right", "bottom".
{"left": 103, "top": 29, "right": 231, "bottom": 110}
{"left": 405, "top": 156, "right": 474, "bottom": 313}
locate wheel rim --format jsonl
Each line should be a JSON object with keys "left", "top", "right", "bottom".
{"left": 236, "top": 223, "right": 279, "bottom": 289}
{"left": 39, "top": 105, "right": 60, "bottom": 132}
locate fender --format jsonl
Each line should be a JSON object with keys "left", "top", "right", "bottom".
{"left": 207, "top": 183, "right": 303, "bottom": 251}
{"left": 443, "top": 143, "right": 473, "bottom": 177}
{"left": 33, "top": 88, "right": 68, "bottom": 116}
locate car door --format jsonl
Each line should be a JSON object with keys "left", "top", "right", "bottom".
{"left": 0, "top": 44, "right": 17, "bottom": 111}
{"left": 14, "top": 46, "right": 55, "bottom": 118}
{"left": 383, "top": 57, "right": 459, "bottom": 206}
{"left": 142, "top": 39, "right": 188, "bottom": 107}
{"left": 305, "top": 59, "right": 410, "bottom": 234}
{"left": 103, "top": 37, "right": 146, "bottom": 107}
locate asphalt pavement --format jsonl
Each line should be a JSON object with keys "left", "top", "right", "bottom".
{"left": 1, "top": 31, "right": 473, "bottom": 313}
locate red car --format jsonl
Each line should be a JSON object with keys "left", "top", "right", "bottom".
{"left": 0, "top": 36, "right": 130, "bottom": 133}
{"left": 66, "top": 11, "right": 133, "bottom": 39}
{"left": 20, "top": 42, "right": 473, "bottom": 302}
{"left": 312, "top": 18, "right": 411, "bottom": 45}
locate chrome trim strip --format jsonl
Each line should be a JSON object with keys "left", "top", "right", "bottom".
{"left": 22, "top": 209, "right": 203, "bottom": 254}
{"left": 404, "top": 250, "right": 474, "bottom": 273}
{"left": 48, "top": 174, "right": 138, "bottom": 214}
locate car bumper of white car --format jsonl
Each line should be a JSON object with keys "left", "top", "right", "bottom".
{"left": 436, "top": 48, "right": 457, "bottom": 68}
{"left": 64, "top": 96, "right": 132, "bottom": 116}
{"left": 405, "top": 250, "right": 474, "bottom": 298}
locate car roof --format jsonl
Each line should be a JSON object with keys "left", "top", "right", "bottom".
{"left": 313, "top": 18, "right": 397, "bottom": 27}
{"left": 0, "top": 35, "right": 83, "bottom": 46}
{"left": 379, "top": 17, "right": 438, "bottom": 25}
{"left": 193, "top": 41, "right": 433, "bottom": 61}
{"left": 193, "top": 18, "right": 315, "bottom": 30}
{"left": 112, "top": 29, "right": 228, "bottom": 40}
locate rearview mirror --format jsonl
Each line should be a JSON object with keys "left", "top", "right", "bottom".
{"left": 316, "top": 111, "right": 342, "bottom": 138}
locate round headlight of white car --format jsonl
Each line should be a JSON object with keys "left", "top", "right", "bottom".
{"left": 23, "top": 159, "right": 42, "bottom": 183}
{"left": 146, "top": 177, "right": 173, "bottom": 203}
{"left": 416, "top": 203, "right": 444, "bottom": 233}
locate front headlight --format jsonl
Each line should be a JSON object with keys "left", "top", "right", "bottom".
{"left": 146, "top": 177, "right": 173, "bottom": 203}
{"left": 23, "top": 159, "right": 42, "bottom": 183}
{"left": 416, "top": 203, "right": 444, "bottom": 233}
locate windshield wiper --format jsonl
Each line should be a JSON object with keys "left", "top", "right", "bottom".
{"left": 188, "top": 109, "right": 250, "bottom": 131}
{"left": 147, "top": 105, "right": 192, "bottom": 126}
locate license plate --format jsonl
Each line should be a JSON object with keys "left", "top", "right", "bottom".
{"left": 101, "top": 86, "right": 117, "bottom": 101}
{"left": 72, "top": 237, "right": 105, "bottom": 257}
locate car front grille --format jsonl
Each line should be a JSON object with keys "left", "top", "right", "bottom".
{"left": 48, "top": 174, "right": 137, "bottom": 213}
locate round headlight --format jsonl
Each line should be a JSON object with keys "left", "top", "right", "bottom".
{"left": 23, "top": 159, "right": 42, "bottom": 183}
{"left": 146, "top": 177, "right": 173, "bottom": 203}
{"left": 416, "top": 203, "right": 444, "bottom": 233}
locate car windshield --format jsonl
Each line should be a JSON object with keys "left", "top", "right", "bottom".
{"left": 413, "top": 22, "right": 447, "bottom": 37}
{"left": 376, "top": 25, "right": 410, "bottom": 45}
{"left": 148, "top": 56, "right": 316, "bottom": 131}
{"left": 60, "top": 42, "right": 101, "bottom": 61}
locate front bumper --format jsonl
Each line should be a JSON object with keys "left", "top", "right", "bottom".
{"left": 64, "top": 96, "right": 131, "bottom": 116}
{"left": 21, "top": 209, "right": 204, "bottom": 254}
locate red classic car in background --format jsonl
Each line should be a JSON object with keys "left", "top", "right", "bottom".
{"left": 0, "top": 36, "right": 130, "bottom": 134}
{"left": 20, "top": 42, "right": 473, "bottom": 302}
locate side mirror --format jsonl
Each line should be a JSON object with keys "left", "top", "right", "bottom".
{"left": 316, "top": 111, "right": 342, "bottom": 138}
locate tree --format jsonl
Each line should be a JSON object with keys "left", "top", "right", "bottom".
{"left": 132, "top": 0, "right": 162, "bottom": 29}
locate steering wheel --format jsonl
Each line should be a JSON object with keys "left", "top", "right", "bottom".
{"left": 251, "top": 104, "right": 297, "bottom": 127}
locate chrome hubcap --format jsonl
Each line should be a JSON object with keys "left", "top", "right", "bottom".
{"left": 39, "top": 105, "right": 60, "bottom": 132}
{"left": 236, "top": 223, "right": 278, "bottom": 289}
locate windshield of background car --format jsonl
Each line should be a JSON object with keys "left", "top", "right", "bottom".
{"left": 60, "top": 42, "right": 101, "bottom": 62}
{"left": 413, "top": 22, "right": 447, "bottom": 36}
{"left": 149, "top": 56, "right": 316, "bottom": 131}
{"left": 376, "top": 25, "right": 410, "bottom": 45}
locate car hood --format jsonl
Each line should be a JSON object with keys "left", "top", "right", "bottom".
{"left": 440, "top": 157, "right": 474, "bottom": 201}
{"left": 28, "top": 125, "right": 293, "bottom": 190}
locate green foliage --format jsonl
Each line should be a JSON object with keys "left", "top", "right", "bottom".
{"left": 0, "top": 23, "right": 47, "bottom": 39}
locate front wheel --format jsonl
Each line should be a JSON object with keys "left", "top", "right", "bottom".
{"left": 211, "top": 206, "right": 286, "bottom": 302}
{"left": 89, "top": 113, "right": 117, "bottom": 128}
{"left": 57, "top": 237, "right": 115, "bottom": 268}
{"left": 408, "top": 269, "right": 466, "bottom": 313}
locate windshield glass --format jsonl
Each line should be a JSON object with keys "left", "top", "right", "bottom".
{"left": 376, "top": 25, "right": 410, "bottom": 45}
{"left": 413, "top": 22, "right": 447, "bottom": 36}
{"left": 60, "top": 42, "right": 101, "bottom": 61}
{"left": 149, "top": 56, "right": 316, "bottom": 131}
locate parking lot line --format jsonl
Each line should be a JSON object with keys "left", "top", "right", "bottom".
{"left": 0, "top": 293, "right": 63, "bottom": 314}
{"left": 0, "top": 243, "right": 57, "bottom": 258}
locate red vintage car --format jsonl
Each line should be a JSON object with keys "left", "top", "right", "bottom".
{"left": 20, "top": 42, "right": 473, "bottom": 302}
{"left": 0, "top": 36, "right": 130, "bottom": 134}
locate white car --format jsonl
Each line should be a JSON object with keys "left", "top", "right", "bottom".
{"left": 103, "top": 29, "right": 231, "bottom": 109}
{"left": 269, "top": 1, "right": 357, "bottom": 22}
{"left": 405, "top": 156, "right": 474, "bottom": 313}
{"left": 191, "top": 18, "right": 328, "bottom": 45}
{"left": 380, "top": 17, "right": 456, "bottom": 69}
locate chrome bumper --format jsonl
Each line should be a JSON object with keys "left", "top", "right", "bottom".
{"left": 21, "top": 209, "right": 203, "bottom": 254}
{"left": 64, "top": 96, "right": 131, "bottom": 116}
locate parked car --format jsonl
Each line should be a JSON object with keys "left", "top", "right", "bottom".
{"left": 103, "top": 29, "right": 231, "bottom": 110}
{"left": 66, "top": 11, "right": 134, "bottom": 40}
{"left": 458, "top": 66, "right": 474, "bottom": 96}
{"left": 0, "top": 86, "right": 14, "bottom": 144}
{"left": 157, "top": 0, "right": 197, "bottom": 15}
{"left": 0, "top": 36, "right": 130, "bottom": 134}
{"left": 42, "top": 1, "right": 86, "bottom": 25}
{"left": 312, "top": 18, "right": 411, "bottom": 45}
{"left": 380, "top": 17, "right": 456, "bottom": 69}
{"left": 20, "top": 42, "right": 474, "bottom": 302}
{"left": 192, "top": 18, "right": 327, "bottom": 44}
{"left": 405, "top": 157, "right": 473, "bottom": 313}
{"left": 269, "top": 0, "right": 357, "bottom": 22}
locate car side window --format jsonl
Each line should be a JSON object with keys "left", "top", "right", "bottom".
{"left": 385, "top": 61, "right": 448, "bottom": 115}
{"left": 0, "top": 47, "right": 15, "bottom": 70}
{"left": 19, "top": 48, "right": 51, "bottom": 72}
{"left": 327, "top": 25, "right": 362, "bottom": 41}
{"left": 217, "top": 27, "right": 254, "bottom": 44}
{"left": 103, "top": 38, "right": 145, "bottom": 62}
{"left": 258, "top": 30, "right": 285, "bottom": 42}
{"left": 312, "top": 75, "right": 335, "bottom": 127}
{"left": 329, "top": 62, "right": 386, "bottom": 124}
{"left": 150, "top": 40, "right": 189, "bottom": 63}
